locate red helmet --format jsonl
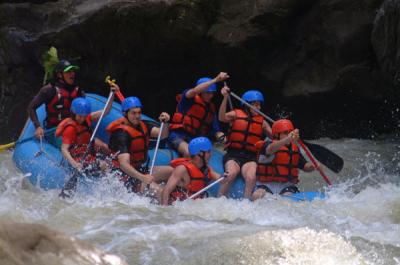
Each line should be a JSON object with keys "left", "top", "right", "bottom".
{"left": 272, "top": 119, "right": 294, "bottom": 136}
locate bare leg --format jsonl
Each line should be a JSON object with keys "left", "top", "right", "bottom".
{"left": 149, "top": 182, "right": 163, "bottom": 203}
{"left": 218, "top": 160, "right": 240, "bottom": 197}
{"left": 177, "top": 141, "right": 190, "bottom": 158}
{"left": 241, "top": 161, "right": 257, "bottom": 199}
{"left": 152, "top": 165, "right": 174, "bottom": 183}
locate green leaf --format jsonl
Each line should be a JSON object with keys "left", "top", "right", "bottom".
{"left": 41, "top": 46, "right": 59, "bottom": 84}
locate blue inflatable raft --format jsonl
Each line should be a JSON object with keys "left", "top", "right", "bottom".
{"left": 12, "top": 93, "right": 324, "bottom": 201}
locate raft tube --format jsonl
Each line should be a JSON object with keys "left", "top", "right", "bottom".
{"left": 12, "top": 94, "right": 324, "bottom": 201}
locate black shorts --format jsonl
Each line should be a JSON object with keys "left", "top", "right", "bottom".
{"left": 223, "top": 149, "right": 257, "bottom": 169}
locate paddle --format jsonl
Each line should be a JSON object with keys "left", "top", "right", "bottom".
{"left": 229, "top": 91, "right": 335, "bottom": 186}
{"left": 106, "top": 76, "right": 125, "bottom": 101}
{"left": 228, "top": 91, "right": 343, "bottom": 173}
{"left": 224, "top": 82, "right": 233, "bottom": 110}
{"left": 300, "top": 140, "right": 343, "bottom": 173}
{"left": 0, "top": 127, "right": 57, "bottom": 152}
{"left": 188, "top": 175, "right": 226, "bottom": 200}
{"left": 149, "top": 122, "right": 164, "bottom": 175}
{"left": 59, "top": 89, "right": 116, "bottom": 198}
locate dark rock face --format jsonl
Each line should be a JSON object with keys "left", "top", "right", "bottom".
{"left": 0, "top": 0, "right": 397, "bottom": 141}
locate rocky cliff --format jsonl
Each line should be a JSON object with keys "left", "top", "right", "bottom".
{"left": 0, "top": 0, "right": 398, "bottom": 141}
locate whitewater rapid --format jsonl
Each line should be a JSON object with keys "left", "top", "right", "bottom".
{"left": 0, "top": 137, "right": 399, "bottom": 264}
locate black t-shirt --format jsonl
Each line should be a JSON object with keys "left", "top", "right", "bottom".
{"left": 109, "top": 122, "right": 155, "bottom": 154}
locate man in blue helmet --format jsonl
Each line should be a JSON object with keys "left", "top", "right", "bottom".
{"left": 217, "top": 85, "right": 272, "bottom": 199}
{"left": 161, "top": 137, "right": 222, "bottom": 205}
{"left": 169, "top": 72, "right": 229, "bottom": 157}
{"left": 107, "top": 96, "right": 173, "bottom": 201}
{"left": 28, "top": 60, "right": 84, "bottom": 146}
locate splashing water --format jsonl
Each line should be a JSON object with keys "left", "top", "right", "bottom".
{"left": 0, "top": 137, "right": 399, "bottom": 264}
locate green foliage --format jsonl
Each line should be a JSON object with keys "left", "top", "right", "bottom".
{"left": 41, "top": 47, "right": 59, "bottom": 85}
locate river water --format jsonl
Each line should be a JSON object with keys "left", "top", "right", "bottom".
{"left": 0, "top": 137, "right": 399, "bottom": 265}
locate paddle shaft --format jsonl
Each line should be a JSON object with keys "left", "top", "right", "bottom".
{"left": 224, "top": 82, "right": 233, "bottom": 110}
{"left": 188, "top": 176, "right": 225, "bottom": 200}
{"left": 229, "top": 91, "right": 332, "bottom": 186}
{"left": 149, "top": 122, "right": 164, "bottom": 175}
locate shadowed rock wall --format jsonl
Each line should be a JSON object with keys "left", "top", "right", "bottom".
{"left": 0, "top": 0, "right": 398, "bottom": 141}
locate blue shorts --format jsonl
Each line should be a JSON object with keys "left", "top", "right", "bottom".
{"left": 168, "top": 129, "right": 194, "bottom": 150}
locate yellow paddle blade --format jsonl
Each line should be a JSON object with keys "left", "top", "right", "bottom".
{"left": 0, "top": 142, "right": 16, "bottom": 152}
{"left": 105, "top": 75, "right": 116, "bottom": 85}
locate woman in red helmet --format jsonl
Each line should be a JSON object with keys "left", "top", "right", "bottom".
{"left": 252, "top": 119, "right": 318, "bottom": 201}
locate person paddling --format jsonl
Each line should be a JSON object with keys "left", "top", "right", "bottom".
{"left": 28, "top": 60, "right": 84, "bottom": 146}
{"left": 168, "top": 73, "right": 229, "bottom": 157}
{"left": 218, "top": 86, "right": 272, "bottom": 199}
{"left": 161, "top": 137, "right": 222, "bottom": 205}
{"left": 55, "top": 85, "right": 116, "bottom": 179}
{"left": 106, "top": 96, "right": 173, "bottom": 200}
{"left": 252, "top": 119, "right": 319, "bottom": 201}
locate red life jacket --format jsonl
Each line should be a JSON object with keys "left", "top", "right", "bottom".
{"left": 226, "top": 109, "right": 264, "bottom": 153}
{"left": 106, "top": 117, "right": 149, "bottom": 169}
{"left": 256, "top": 140, "right": 300, "bottom": 183}
{"left": 170, "top": 94, "right": 216, "bottom": 136}
{"left": 46, "top": 85, "right": 80, "bottom": 127}
{"left": 55, "top": 116, "right": 92, "bottom": 161}
{"left": 169, "top": 158, "right": 211, "bottom": 203}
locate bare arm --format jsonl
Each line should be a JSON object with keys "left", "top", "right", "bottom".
{"left": 90, "top": 84, "right": 119, "bottom": 120}
{"left": 150, "top": 112, "right": 171, "bottom": 139}
{"left": 161, "top": 165, "right": 186, "bottom": 205}
{"left": 185, "top": 72, "right": 229, "bottom": 98}
{"left": 118, "top": 153, "right": 153, "bottom": 184}
{"left": 263, "top": 120, "right": 273, "bottom": 138}
{"left": 266, "top": 129, "right": 299, "bottom": 155}
{"left": 61, "top": 143, "right": 81, "bottom": 169}
{"left": 209, "top": 168, "right": 221, "bottom": 181}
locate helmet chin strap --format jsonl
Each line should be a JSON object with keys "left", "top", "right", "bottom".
{"left": 198, "top": 151, "right": 208, "bottom": 173}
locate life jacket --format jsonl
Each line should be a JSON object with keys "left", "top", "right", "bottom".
{"left": 46, "top": 85, "right": 80, "bottom": 127}
{"left": 106, "top": 117, "right": 149, "bottom": 169}
{"left": 170, "top": 94, "right": 216, "bottom": 136}
{"left": 256, "top": 140, "right": 300, "bottom": 183}
{"left": 169, "top": 158, "right": 211, "bottom": 203}
{"left": 55, "top": 116, "right": 92, "bottom": 161}
{"left": 226, "top": 109, "right": 264, "bottom": 153}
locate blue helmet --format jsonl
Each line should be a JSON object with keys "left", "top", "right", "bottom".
{"left": 122, "top": 97, "right": 142, "bottom": 112}
{"left": 188, "top": 137, "right": 212, "bottom": 156}
{"left": 71, "top": 97, "right": 91, "bottom": 116}
{"left": 241, "top": 90, "right": 264, "bottom": 105}
{"left": 196, "top": 77, "right": 217, "bottom": 93}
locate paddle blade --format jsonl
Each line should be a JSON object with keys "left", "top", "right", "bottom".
{"left": 0, "top": 142, "right": 16, "bottom": 152}
{"left": 302, "top": 140, "right": 344, "bottom": 173}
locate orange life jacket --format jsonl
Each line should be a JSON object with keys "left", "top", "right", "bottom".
{"left": 55, "top": 116, "right": 92, "bottom": 161}
{"left": 226, "top": 109, "right": 264, "bottom": 153}
{"left": 106, "top": 117, "right": 149, "bottom": 169}
{"left": 169, "top": 158, "right": 211, "bottom": 203}
{"left": 46, "top": 85, "right": 80, "bottom": 127}
{"left": 170, "top": 94, "right": 216, "bottom": 136}
{"left": 256, "top": 140, "right": 300, "bottom": 183}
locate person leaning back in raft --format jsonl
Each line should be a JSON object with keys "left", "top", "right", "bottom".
{"left": 218, "top": 86, "right": 272, "bottom": 199}
{"left": 252, "top": 119, "right": 319, "bottom": 201}
{"left": 168, "top": 72, "right": 230, "bottom": 157}
{"left": 27, "top": 60, "right": 84, "bottom": 146}
{"left": 161, "top": 137, "right": 222, "bottom": 206}
{"left": 55, "top": 83, "right": 118, "bottom": 175}
{"left": 106, "top": 96, "right": 173, "bottom": 201}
